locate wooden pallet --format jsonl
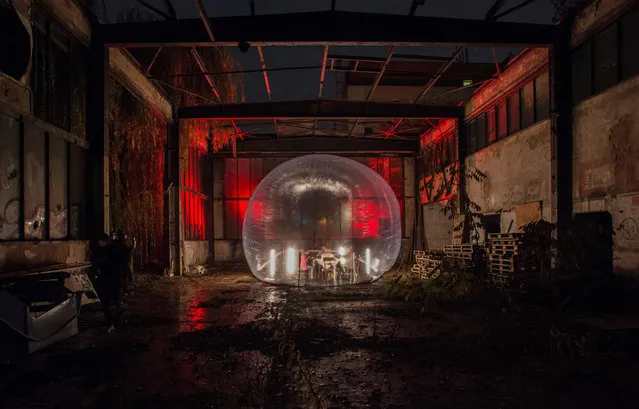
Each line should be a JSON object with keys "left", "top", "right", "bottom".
{"left": 443, "top": 246, "right": 473, "bottom": 253}
{"left": 410, "top": 257, "right": 443, "bottom": 279}
{"left": 489, "top": 248, "right": 519, "bottom": 255}
{"left": 490, "top": 243, "right": 519, "bottom": 250}
{"left": 488, "top": 233, "right": 523, "bottom": 239}
{"left": 488, "top": 239, "right": 522, "bottom": 246}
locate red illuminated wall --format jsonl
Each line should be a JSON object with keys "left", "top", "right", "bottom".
{"left": 181, "top": 146, "right": 206, "bottom": 240}
{"left": 420, "top": 119, "right": 458, "bottom": 205}
{"left": 220, "top": 156, "right": 408, "bottom": 241}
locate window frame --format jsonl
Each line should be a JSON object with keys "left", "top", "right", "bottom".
{"left": 218, "top": 155, "right": 412, "bottom": 240}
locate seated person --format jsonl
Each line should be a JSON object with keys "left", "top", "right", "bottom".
{"left": 320, "top": 246, "right": 336, "bottom": 280}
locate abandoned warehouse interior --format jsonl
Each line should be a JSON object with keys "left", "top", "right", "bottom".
{"left": 2, "top": 0, "right": 639, "bottom": 407}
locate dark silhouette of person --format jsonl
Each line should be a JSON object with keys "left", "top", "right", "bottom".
{"left": 91, "top": 233, "right": 127, "bottom": 333}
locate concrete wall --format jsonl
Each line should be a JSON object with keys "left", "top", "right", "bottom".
{"left": 423, "top": 202, "right": 453, "bottom": 251}
{"left": 570, "top": 0, "right": 639, "bottom": 275}
{"left": 183, "top": 240, "right": 209, "bottom": 270}
{"left": 573, "top": 62, "right": 639, "bottom": 275}
{"left": 0, "top": 0, "right": 172, "bottom": 274}
{"left": 465, "top": 120, "right": 552, "bottom": 234}
{"left": 0, "top": 241, "right": 88, "bottom": 273}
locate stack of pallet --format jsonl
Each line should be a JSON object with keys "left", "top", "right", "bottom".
{"left": 486, "top": 233, "right": 531, "bottom": 286}
{"left": 410, "top": 251, "right": 442, "bottom": 279}
{"left": 442, "top": 244, "right": 474, "bottom": 263}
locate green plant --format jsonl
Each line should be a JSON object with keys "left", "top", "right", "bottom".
{"left": 388, "top": 261, "right": 479, "bottom": 313}
{"left": 549, "top": 324, "right": 594, "bottom": 358}
{"left": 254, "top": 293, "right": 329, "bottom": 409}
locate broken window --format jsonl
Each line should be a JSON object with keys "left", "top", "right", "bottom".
{"left": 520, "top": 80, "right": 535, "bottom": 129}
{"left": 467, "top": 119, "right": 477, "bottom": 154}
{"left": 476, "top": 113, "right": 487, "bottom": 151}
{"left": 593, "top": 23, "right": 619, "bottom": 94}
{"left": 535, "top": 71, "right": 550, "bottom": 122}
{"left": 30, "top": 7, "right": 87, "bottom": 138}
{"left": 497, "top": 102, "right": 508, "bottom": 140}
{"left": 572, "top": 41, "right": 593, "bottom": 104}
{"left": 49, "top": 25, "right": 70, "bottom": 131}
{"left": 507, "top": 92, "right": 521, "bottom": 135}
{"left": 487, "top": 108, "right": 497, "bottom": 145}
{"left": 621, "top": 7, "right": 639, "bottom": 81}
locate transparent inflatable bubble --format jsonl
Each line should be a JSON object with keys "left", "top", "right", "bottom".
{"left": 243, "top": 154, "right": 401, "bottom": 286}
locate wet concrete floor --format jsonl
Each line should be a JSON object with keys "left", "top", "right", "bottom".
{"left": 2, "top": 272, "right": 639, "bottom": 408}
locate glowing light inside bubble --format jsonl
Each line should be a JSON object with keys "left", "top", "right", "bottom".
{"left": 366, "top": 248, "right": 371, "bottom": 275}
{"left": 243, "top": 154, "right": 402, "bottom": 286}
{"left": 269, "top": 249, "right": 276, "bottom": 276}
{"left": 286, "top": 247, "right": 296, "bottom": 274}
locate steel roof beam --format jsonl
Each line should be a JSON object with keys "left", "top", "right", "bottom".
{"left": 178, "top": 99, "right": 463, "bottom": 120}
{"left": 229, "top": 137, "right": 417, "bottom": 152}
{"left": 98, "top": 11, "right": 558, "bottom": 47}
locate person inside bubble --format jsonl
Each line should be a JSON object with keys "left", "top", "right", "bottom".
{"left": 320, "top": 246, "right": 336, "bottom": 282}
{"left": 299, "top": 250, "right": 309, "bottom": 282}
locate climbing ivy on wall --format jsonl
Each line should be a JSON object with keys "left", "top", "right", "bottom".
{"left": 103, "top": 5, "right": 244, "bottom": 270}
{"left": 419, "top": 135, "right": 487, "bottom": 244}
{"left": 107, "top": 78, "right": 166, "bottom": 268}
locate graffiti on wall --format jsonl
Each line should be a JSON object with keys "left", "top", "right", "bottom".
{"left": 496, "top": 180, "right": 547, "bottom": 210}
{"left": 0, "top": 150, "right": 19, "bottom": 240}
{"left": 618, "top": 217, "right": 638, "bottom": 242}
{"left": 615, "top": 194, "right": 639, "bottom": 251}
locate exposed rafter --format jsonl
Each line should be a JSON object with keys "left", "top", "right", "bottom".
{"left": 227, "top": 137, "right": 417, "bottom": 153}
{"left": 348, "top": 45, "right": 394, "bottom": 137}
{"left": 490, "top": 0, "right": 541, "bottom": 21}
{"left": 256, "top": 45, "right": 279, "bottom": 137}
{"left": 98, "top": 11, "right": 559, "bottom": 47}
{"left": 413, "top": 47, "right": 465, "bottom": 103}
{"left": 408, "top": 0, "right": 426, "bottom": 16}
{"left": 194, "top": 0, "right": 216, "bottom": 41}
{"left": 190, "top": 0, "right": 241, "bottom": 135}
{"left": 314, "top": 45, "right": 330, "bottom": 136}
{"left": 178, "top": 99, "right": 464, "bottom": 120}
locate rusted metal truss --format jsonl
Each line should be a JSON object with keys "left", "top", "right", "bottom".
{"left": 177, "top": 99, "right": 464, "bottom": 120}
{"left": 97, "top": 11, "right": 558, "bottom": 47}
{"left": 224, "top": 137, "right": 417, "bottom": 153}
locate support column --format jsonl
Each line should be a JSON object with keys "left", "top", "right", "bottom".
{"left": 165, "top": 118, "right": 182, "bottom": 275}
{"left": 456, "top": 117, "right": 470, "bottom": 242}
{"left": 550, "top": 19, "right": 573, "bottom": 260}
{"left": 86, "top": 43, "right": 109, "bottom": 240}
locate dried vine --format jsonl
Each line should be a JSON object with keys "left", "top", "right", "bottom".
{"left": 107, "top": 79, "right": 166, "bottom": 268}
{"left": 117, "top": 5, "right": 244, "bottom": 166}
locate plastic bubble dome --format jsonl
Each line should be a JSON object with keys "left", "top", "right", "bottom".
{"left": 243, "top": 154, "right": 402, "bottom": 286}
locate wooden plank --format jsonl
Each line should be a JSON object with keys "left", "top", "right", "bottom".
{"left": 487, "top": 232, "right": 523, "bottom": 239}
{"left": 515, "top": 201, "right": 542, "bottom": 231}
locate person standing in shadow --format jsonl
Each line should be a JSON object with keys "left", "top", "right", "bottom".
{"left": 91, "top": 233, "right": 126, "bottom": 334}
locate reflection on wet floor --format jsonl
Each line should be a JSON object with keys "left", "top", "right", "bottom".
{"left": 2, "top": 272, "right": 639, "bottom": 409}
